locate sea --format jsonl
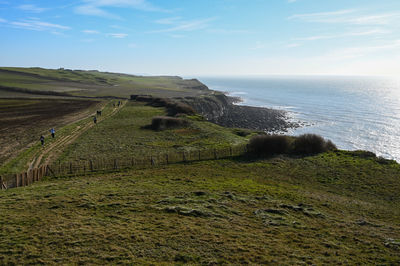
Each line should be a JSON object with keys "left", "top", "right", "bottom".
{"left": 196, "top": 76, "right": 400, "bottom": 162}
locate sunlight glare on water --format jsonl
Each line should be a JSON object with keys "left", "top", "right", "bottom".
{"left": 199, "top": 76, "right": 400, "bottom": 162}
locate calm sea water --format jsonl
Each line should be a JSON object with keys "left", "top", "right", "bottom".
{"left": 197, "top": 76, "right": 400, "bottom": 161}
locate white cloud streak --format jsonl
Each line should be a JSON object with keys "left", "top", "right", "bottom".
{"left": 294, "top": 29, "right": 391, "bottom": 41}
{"left": 18, "top": 4, "right": 48, "bottom": 13}
{"left": 152, "top": 17, "right": 215, "bottom": 33}
{"left": 289, "top": 9, "right": 400, "bottom": 25}
{"left": 108, "top": 33, "right": 128, "bottom": 38}
{"left": 10, "top": 19, "right": 70, "bottom": 31}
{"left": 320, "top": 40, "right": 400, "bottom": 61}
{"left": 82, "top": 29, "right": 100, "bottom": 34}
{"left": 75, "top": 0, "right": 166, "bottom": 19}
{"left": 0, "top": 17, "right": 6, "bottom": 23}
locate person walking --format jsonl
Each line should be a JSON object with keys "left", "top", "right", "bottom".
{"left": 93, "top": 116, "right": 97, "bottom": 124}
{"left": 40, "top": 135, "right": 45, "bottom": 146}
{"left": 50, "top": 128, "right": 55, "bottom": 138}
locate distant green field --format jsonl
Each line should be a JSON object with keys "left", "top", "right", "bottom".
{"left": 1, "top": 153, "right": 399, "bottom": 264}
{"left": 57, "top": 101, "right": 250, "bottom": 163}
{"left": 0, "top": 67, "right": 211, "bottom": 98}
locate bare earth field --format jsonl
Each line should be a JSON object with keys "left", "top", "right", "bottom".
{"left": 0, "top": 98, "right": 101, "bottom": 168}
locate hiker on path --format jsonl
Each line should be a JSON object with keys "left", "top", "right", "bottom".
{"left": 40, "top": 135, "right": 45, "bottom": 146}
{"left": 50, "top": 128, "right": 55, "bottom": 138}
{"left": 93, "top": 116, "right": 97, "bottom": 124}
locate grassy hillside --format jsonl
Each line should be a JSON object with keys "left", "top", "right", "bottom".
{"left": 0, "top": 153, "right": 399, "bottom": 264}
{"left": 58, "top": 101, "right": 250, "bottom": 163}
{"left": 0, "top": 67, "right": 210, "bottom": 98}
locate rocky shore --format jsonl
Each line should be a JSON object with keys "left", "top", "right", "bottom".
{"left": 179, "top": 93, "right": 299, "bottom": 133}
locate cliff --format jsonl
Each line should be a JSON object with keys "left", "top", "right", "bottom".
{"left": 178, "top": 93, "right": 298, "bottom": 132}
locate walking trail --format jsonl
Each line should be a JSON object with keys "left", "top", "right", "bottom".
{"left": 28, "top": 100, "right": 126, "bottom": 171}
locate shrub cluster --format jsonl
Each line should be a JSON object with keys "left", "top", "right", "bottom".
{"left": 150, "top": 116, "right": 188, "bottom": 131}
{"left": 248, "top": 133, "right": 337, "bottom": 156}
{"left": 292, "top": 134, "right": 337, "bottom": 154}
{"left": 248, "top": 135, "right": 292, "bottom": 155}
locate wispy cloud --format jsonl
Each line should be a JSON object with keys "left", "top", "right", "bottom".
{"left": 10, "top": 19, "right": 70, "bottom": 31}
{"left": 154, "top": 17, "right": 181, "bottom": 25}
{"left": 75, "top": 0, "right": 167, "bottom": 19}
{"left": 286, "top": 43, "right": 301, "bottom": 48}
{"left": 108, "top": 33, "right": 128, "bottom": 38}
{"left": 207, "top": 28, "right": 253, "bottom": 34}
{"left": 82, "top": 29, "right": 100, "bottom": 34}
{"left": 294, "top": 29, "right": 391, "bottom": 41}
{"left": 250, "top": 41, "right": 266, "bottom": 50}
{"left": 289, "top": 9, "right": 400, "bottom": 25}
{"left": 320, "top": 40, "right": 400, "bottom": 61}
{"left": 152, "top": 17, "right": 216, "bottom": 33}
{"left": 287, "top": 0, "right": 297, "bottom": 3}
{"left": 17, "top": 4, "right": 48, "bottom": 13}
{"left": 0, "top": 17, "right": 6, "bottom": 23}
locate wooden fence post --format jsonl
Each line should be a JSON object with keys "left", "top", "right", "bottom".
{"left": 15, "top": 174, "right": 19, "bottom": 187}
{"left": 69, "top": 162, "right": 73, "bottom": 174}
{"left": 230, "top": 147, "right": 233, "bottom": 156}
{"left": 183, "top": 152, "right": 186, "bottom": 162}
{"left": 22, "top": 172, "right": 26, "bottom": 186}
{"left": 114, "top": 159, "right": 118, "bottom": 170}
{"left": 214, "top": 148, "right": 217, "bottom": 159}
{"left": 90, "top": 160, "right": 93, "bottom": 172}
{"left": 166, "top": 154, "right": 169, "bottom": 164}
{"left": 151, "top": 156, "right": 155, "bottom": 166}
{"left": 1, "top": 176, "right": 4, "bottom": 190}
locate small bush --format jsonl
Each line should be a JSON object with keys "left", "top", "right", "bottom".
{"left": 248, "top": 135, "right": 292, "bottom": 155}
{"left": 150, "top": 116, "right": 188, "bottom": 131}
{"left": 292, "top": 134, "right": 337, "bottom": 154}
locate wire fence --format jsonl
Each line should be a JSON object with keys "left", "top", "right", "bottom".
{"left": 1, "top": 144, "right": 248, "bottom": 190}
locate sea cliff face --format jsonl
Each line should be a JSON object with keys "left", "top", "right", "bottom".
{"left": 179, "top": 93, "right": 298, "bottom": 132}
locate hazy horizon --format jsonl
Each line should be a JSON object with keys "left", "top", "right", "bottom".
{"left": 1, "top": 0, "right": 400, "bottom": 76}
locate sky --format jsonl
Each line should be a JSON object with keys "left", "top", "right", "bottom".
{"left": 1, "top": 0, "right": 400, "bottom": 76}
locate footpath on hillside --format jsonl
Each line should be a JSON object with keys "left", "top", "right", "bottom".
{"left": 28, "top": 100, "right": 126, "bottom": 171}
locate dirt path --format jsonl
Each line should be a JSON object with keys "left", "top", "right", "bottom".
{"left": 28, "top": 100, "right": 127, "bottom": 170}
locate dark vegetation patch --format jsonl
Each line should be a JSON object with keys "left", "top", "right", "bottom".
{"left": 292, "top": 134, "right": 337, "bottom": 154}
{"left": 248, "top": 133, "right": 337, "bottom": 156}
{"left": 131, "top": 94, "right": 196, "bottom": 116}
{"left": 148, "top": 116, "right": 189, "bottom": 131}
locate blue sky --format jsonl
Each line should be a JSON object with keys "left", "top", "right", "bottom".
{"left": 1, "top": 0, "right": 400, "bottom": 76}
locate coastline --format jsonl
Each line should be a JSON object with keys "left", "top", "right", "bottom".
{"left": 180, "top": 92, "right": 300, "bottom": 133}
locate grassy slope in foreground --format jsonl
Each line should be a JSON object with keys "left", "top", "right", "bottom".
{"left": 1, "top": 152, "right": 399, "bottom": 264}
{"left": 0, "top": 67, "right": 210, "bottom": 98}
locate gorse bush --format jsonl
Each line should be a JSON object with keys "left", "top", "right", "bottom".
{"left": 292, "top": 134, "right": 337, "bottom": 154}
{"left": 248, "top": 133, "right": 337, "bottom": 156}
{"left": 150, "top": 116, "right": 189, "bottom": 131}
{"left": 248, "top": 135, "right": 292, "bottom": 155}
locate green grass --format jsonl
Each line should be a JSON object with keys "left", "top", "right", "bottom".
{"left": 1, "top": 154, "right": 399, "bottom": 264}
{"left": 0, "top": 67, "right": 211, "bottom": 98}
{"left": 57, "top": 101, "right": 250, "bottom": 163}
